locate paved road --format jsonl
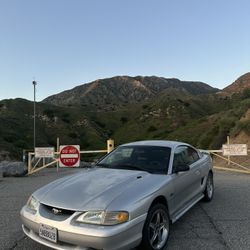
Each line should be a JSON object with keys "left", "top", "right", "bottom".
{"left": 1, "top": 168, "right": 250, "bottom": 250}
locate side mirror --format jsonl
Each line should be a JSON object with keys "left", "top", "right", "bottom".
{"left": 173, "top": 164, "right": 190, "bottom": 173}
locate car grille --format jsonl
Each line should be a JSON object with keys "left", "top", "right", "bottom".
{"left": 40, "top": 203, "right": 75, "bottom": 220}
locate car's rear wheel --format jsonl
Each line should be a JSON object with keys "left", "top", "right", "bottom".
{"left": 203, "top": 172, "right": 214, "bottom": 202}
{"left": 138, "top": 203, "right": 170, "bottom": 250}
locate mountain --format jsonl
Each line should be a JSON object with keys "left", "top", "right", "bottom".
{"left": 43, "top": 76, "right": 219, "bottom": 110}
{"left": 223, "top": 72, "right": 250, "bottom": 94}
{"left": 1, "top": 73, "right": 250, "bottom": 161}
{"left": 0, "top": 99, "right": 106, "bottom": 160}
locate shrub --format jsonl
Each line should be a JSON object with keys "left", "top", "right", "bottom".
{"left": 43, "top": 109, "right": 55, "bottom": 119}
{"left": 236, "top": 120, "right": 250, "bottom": 135}
{"left": 68, "top": 132, "right": 78, "bottom": 139}
{"left": 14, "top": 139, "right": 28, "bottom": 148}
{"left": 61, "top": 112, "right": 70, "bottom": 123}
{"left": 120, "top": 117, "right": 128, "bottom": 124}
{"left": 242, "top": 89, "right": 250, "bottom": 99}
{"left": 3, "top": 134, "right": 17, "bottom": 143}
{"left": 96, "top": 121, "right": 106, "bottom": 128}
{"left": 147, "top": 125, "right": 157, "bottom": 132}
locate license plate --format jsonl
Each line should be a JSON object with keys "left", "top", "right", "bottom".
{"left": 39, "top": 224, "right": 57, "bottom": 243}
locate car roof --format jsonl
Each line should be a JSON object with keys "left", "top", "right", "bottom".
{"left": 121, "top": 140, "right": 190, "bottom": 149}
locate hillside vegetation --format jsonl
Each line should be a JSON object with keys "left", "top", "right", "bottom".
{"left": 1, "top": 74, "right": 250, "bottom": 160}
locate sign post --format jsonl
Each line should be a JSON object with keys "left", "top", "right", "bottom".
{"left": 59, "top": 145, "right": 80, "bottom": 167}
{"left": 107, "top": 139, "right": 114, "bottom": 153}
{"left": 57, "top": 137, "right": 59, "bottom": 172}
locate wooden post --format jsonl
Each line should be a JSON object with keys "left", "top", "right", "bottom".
{"left": 227, "top": 136, "right": 230, "bottom": 165}
{"left": 107, "top": 139, "right": 114, "bottom": 153}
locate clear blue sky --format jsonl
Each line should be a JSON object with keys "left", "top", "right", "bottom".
{"left": 1, "top": 0, "right": 250, "bottom": 101}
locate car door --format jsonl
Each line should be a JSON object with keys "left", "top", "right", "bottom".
{"left": 170, "top": 146, "right": 202, "bottom": 216}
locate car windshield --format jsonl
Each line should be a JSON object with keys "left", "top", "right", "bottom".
{"left": 96, "top": 145, "right": 171, "bottom": 174}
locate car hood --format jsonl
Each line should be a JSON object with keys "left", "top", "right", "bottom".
{"left": 34, "top": 168, "right": 150, "bottom": 211}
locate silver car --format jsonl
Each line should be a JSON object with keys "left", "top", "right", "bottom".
{"left": 20, "top": 140, "right": 214, "bottom": 250}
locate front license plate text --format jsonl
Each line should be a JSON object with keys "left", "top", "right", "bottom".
{"left": 39, "top": 224, "right": 57, "bottom": 243}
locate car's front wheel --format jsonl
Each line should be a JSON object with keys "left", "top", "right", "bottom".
{"left": 138, "top": 203, "right": 170, "bottom": 250}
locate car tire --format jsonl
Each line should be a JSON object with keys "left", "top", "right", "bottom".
{"left": 138, "top": 203, "right": 170, "bottom": 250}
{"left": 203, "top": 172, "right": 214, "bottom": 202}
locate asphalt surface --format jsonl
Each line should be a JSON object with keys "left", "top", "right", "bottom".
{"left": 1, "top": 168, "right": 250, "bottom": 250}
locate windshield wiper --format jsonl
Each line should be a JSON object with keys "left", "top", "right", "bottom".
{"left": 96, "top": 163, "right": 151, "bottom": 173}
{"left": 112, "top": 164, "right": 149, "bottom": 172}
{"left": 95, "top": 163, "right": 109, "bottom": 167}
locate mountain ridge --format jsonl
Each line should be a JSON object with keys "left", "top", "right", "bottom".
{"left": 1, "top": 73, "right": 250, "bottom": 161}
{"left": 43, "top": 75, "right": 219, "bottom": 109}
{"left": 223, "top": 72, "right": 250, "bottom": 94}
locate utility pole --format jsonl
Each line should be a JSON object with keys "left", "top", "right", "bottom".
{"left": 32, "top": 80, "right": 37, "bottom": 151}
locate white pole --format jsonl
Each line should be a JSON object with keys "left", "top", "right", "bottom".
{"left": 227, "top": 135, "right": 230, "bottom": 165}
{"left": 32, "top": 80, "right": 37, "bottom": 151}
{"left": 57, "top": 137, "right": 59, "bottom": 172}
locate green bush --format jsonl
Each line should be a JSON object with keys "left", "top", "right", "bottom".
{"left": 242, "top": 88, "right": 250, "bottom": 99}
{"left": 68, "top": 132, "right": 78, "bottom": 139}
{"left": 120, "top": 117, "right": 128, "bottom": 124}
{"left": 43, "top": 109, "right": 55, "bottom": 119}
{"left": 61, "top": 112, "right": 70, "bottom": 123}
{"left": 147, "top": 125, "right": 157, "bottom": 132}
{"left": 235, "top": 120, "right": 250, "bottom": 135}
{"left": 14, "top": 139, "right": 28, "bottom": 149}
{"left": 3, "top": 134, "right": 18, "bottom": 143}
{"left": 96, "top": 121, "right": 106, "bottom": 128}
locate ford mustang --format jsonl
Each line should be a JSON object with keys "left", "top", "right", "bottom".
{"left": 20, "top": 140, "right": 214, "bottom": 250}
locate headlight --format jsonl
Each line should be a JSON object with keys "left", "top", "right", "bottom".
{"left": 26, "top": 196, "right": 39, "bottom": 212}
{"left": 76, "top": 211, "right": 129, "bottom": 225}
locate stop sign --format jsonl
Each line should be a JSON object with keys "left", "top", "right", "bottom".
{"left": 59, "top": 145, "right": 80, "bottom": 167}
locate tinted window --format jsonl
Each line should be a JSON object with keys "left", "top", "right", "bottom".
{"left": 173, "top": 146, "right": 200, "bottom": 172}
{"left": 97, "top": 145, "right": 171, "bottom": 174}
{"left": 187, "top": 147, "right": 199, "bottom": 163}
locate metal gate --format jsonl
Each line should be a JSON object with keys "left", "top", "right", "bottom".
{"left": 27, "top": 139, "right": 114, "bottom": 175}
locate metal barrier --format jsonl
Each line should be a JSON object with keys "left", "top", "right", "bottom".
{"left": 205, "top": 149, "right": 250, "bottom": 174}
{"left": 27, "top": 139, "right": 114, "bottom": 175}
{"left": 27, "top": 137, "right": 250, "bottom": 175}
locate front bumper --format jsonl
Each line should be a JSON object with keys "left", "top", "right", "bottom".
{"left": 20, "top": 206, "right": 146, "bottom": 250}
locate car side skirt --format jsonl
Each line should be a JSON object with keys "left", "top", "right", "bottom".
{"left": 171, "top": 194, "right": 204, "bottom": 223}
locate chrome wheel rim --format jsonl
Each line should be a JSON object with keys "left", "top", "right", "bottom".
{"left": 149, "top": 209, "right": 169, "bottom": 249}
{"left": 207, "top": 175, "right": 213, "bottom": 198}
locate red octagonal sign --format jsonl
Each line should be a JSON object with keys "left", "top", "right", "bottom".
{"left": 59, "top": 145, "right": 80, "bottom": 167}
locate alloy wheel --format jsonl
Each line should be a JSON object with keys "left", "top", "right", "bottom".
{"left": 148, "top": 208, "right": 169, "bottom": 249}
{"left": 206, "top": 174, "right": 214, "bottom": 199}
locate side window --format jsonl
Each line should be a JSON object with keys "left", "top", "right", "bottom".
{"left": 173, "top": 146, "right": 200, "bottom": 172}
{"left": 187, "top": 147, "right": 200, "bottom": 164}
{"left": 173, "top": 146, "right": 188, "bottom": 171}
